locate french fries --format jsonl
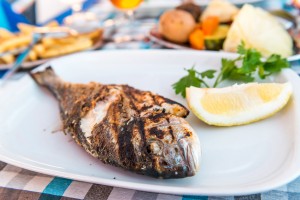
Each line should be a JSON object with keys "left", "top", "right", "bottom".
{"left": 33, "top": 44, "right": 45, "bottom": 57}
{"left": 40, "top": 37, "right": 93, "bottom": 59}
{"left": 45, "top": 21, "right": 59, "bottom": 27}
{"left": 17, "top": 23, "right": 36, "bottom": 35}
{"left": 0, "top": 21, "right": 103, "bottom": 65}
{"left": 0, "top": 34, "right": 31, "bottom": 52}
{"left": 82, "top": 28, "right": 103, "bottom": 43}
{"left": 0, "top": 54, "right": 15, "bottom": 64}
{"left": 26, "top": 50, "right": 38, "bottom": 61}
{"left": 0, "top": 28, "right": 14, "bottom": 40}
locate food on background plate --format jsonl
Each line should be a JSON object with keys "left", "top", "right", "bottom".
{"left": 156, "top": 0, "right": 294, "bottom": 56}
{"left": 159, "top": 9, "right": 196, "bottom": 44}
{"left": 189, "top": 16, "right": 230, "bottom": 50}
{"left": 224, "top": 4, "right": 293, "bottom": 57}
{"left": 200, "top": 0, "right": 239, "bottom": 23}
{"left": 38, "top": 35, "right": 94, "bottom": 59}
{"left": 201, "top": 16, "right": 220, "bottom": 35}
{"left": 30, "top": 67, "right": 201, "bottom": 179}
{"left": 176, "top": 2, "right": 202, "bottom": 22}
{"left": 157, "top": 0, "right": 233, "bottom": 50}
{"left": 189, "top": 28, "right": 205, "bottom": 50}
{"left": 0, "top": 22, "right": 103, "bottom": 65}
{"left": 0, "top": 54, "right": 15, "bottom": 64}
{"left": 0, "top": 32, "right": 31, "bottom": 53}
{"left": 204, "top": 25, "right": 229, "bottom": 50}
{"left": 186, "top": 83, "right": 292, "bottom": 126}
{"left": 0, "top": 28, "right": 15, "bottom": 39}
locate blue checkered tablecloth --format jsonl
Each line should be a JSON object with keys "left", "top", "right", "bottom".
{"left": 1, "top": 1, "right": 300, "bottom": 200}
{"left": 0, "top": 160, "right": 300, "bottom": 200}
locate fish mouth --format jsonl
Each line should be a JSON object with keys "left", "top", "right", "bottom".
{"left": 178, "top": 135, "right": 201, "bottom": 176}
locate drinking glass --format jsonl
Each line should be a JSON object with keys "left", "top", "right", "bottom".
{"left": 109, "top": 0, "right": 143, "bottom": 27}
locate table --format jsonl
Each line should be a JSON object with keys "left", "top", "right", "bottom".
{"left": 1, "top": 1, "right": 300, "bottom": 200}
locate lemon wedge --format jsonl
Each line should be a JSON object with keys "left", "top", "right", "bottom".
{"left": 186, "top": 83, "right": 293, "bottom": 126}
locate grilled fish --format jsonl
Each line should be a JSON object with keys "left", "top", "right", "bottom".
{"left": 30, "top": 67, "right": 201, "bottom": 178}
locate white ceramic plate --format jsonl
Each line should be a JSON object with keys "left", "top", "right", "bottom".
{"left": 0, "top": 50, "right": 300, "bottom": 196}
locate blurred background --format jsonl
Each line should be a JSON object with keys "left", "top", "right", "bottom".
{"left": 0, "top": 0, "right": 300, "bottom": 77}
{"left": 1, "top": 0, "right": 299, "bottom": 31}
{"left": 2, "top": 0, "right": 100, "bottom": 30}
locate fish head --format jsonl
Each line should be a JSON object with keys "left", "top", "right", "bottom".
{"left": 144, "top": 114, "right": 201, "bottom": 178}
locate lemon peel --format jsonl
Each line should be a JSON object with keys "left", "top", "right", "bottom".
{"left": 186, "top": 82, "right": 293, "bottom": 126}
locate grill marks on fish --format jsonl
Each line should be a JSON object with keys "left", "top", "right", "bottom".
{"left": 30, "top": 67, "right": 201, "bottom": 178}
{"left": 62, "top": 84, "right": 121, "bottom": 157}
{"left": 87, "top": 89, "right": 194, "bottom": 175}
{"left": 120, "top": 88, "right": 148, "bottom": 170}
{"left": 149, "top": 126, "right": 165, "bottom": 139}
{"left": 118, "top": 119, "right": 136, "bottom": 168}
{"left": 89, "top": 90, "right": 122, "bottom": 163}
{"left": 86, "top": 86, "right": 188, "bottom": 172}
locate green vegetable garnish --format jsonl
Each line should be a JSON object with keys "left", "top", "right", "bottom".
{"left": 172, "top": 42, "right": 290, "bottom": 98}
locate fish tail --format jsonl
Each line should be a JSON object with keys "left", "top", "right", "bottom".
{"left": 30, "top": 66, "right": 63, "bottom": 98}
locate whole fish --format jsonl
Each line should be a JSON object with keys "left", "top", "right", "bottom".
{"left": 30, "top": 67, "right": 201, "bottom": 178}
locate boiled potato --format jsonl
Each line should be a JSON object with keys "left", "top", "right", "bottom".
{"left": 159, "top": 9, "right": 196, "bottom": 43}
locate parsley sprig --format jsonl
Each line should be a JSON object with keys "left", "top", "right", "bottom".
{"left": 172, "top": 42, "right": 290, "bottom": 97}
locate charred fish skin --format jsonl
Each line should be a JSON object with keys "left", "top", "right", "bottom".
{"left": 30, "top": 67, "right": 201, "bottom": 179}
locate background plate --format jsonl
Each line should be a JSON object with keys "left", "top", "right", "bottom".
{"left": 148, "top": 27, "right": 299, "bottom": 61}
{"left": 0, "top": 37, "right": 103, "bottom": 70}
{"left": 0, "top": 50, "right": 300, "bottom": 196}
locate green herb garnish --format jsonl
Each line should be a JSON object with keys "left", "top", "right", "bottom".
{"left": 172, "top": 42, "right": 290, "bottom": 97}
